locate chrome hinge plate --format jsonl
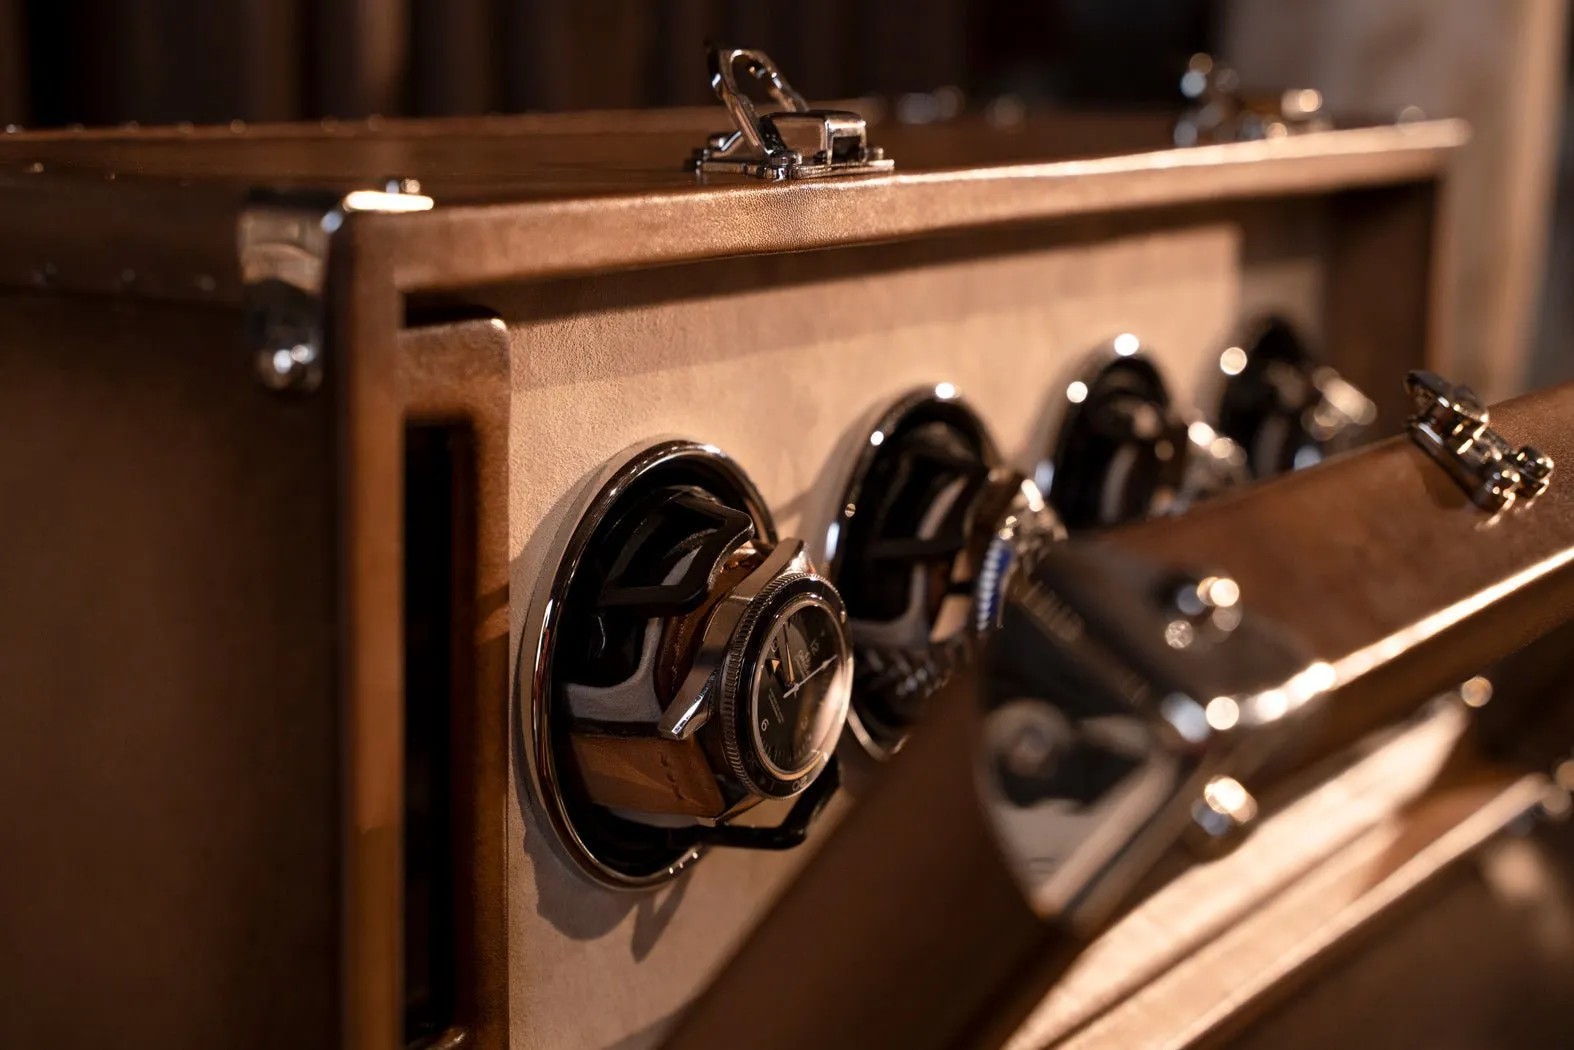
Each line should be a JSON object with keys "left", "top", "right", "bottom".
{"left": 239, "top": 178, "right": 432, "bottom": 393}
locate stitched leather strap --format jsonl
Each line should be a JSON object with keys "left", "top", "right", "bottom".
{"left": 567, "top": 731, "right": 727, "bottom": 818}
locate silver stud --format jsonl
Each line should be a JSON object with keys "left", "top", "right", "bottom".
{"left": 255, "top": 342, "right": 322, "bottom": 393}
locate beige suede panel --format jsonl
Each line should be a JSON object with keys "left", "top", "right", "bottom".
{"left": 501, "top": 223, "right": 1241, "bottom": 1050}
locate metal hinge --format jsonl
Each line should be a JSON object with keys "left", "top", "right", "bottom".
{"left": 690, "top": 46, "right": 893, "bottom": 181}
{"left": 1173, "top": 53, "right": 1331, "bottom": 147}
{"left": 239, "top": 178, "right": 433, "bottom": 394}
{"left": 1406, "top": 370, "right": 1553, "bottom": 511}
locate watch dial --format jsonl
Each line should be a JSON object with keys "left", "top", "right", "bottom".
{"left": 752, "top": 599, "right": 851, "bottom": 779}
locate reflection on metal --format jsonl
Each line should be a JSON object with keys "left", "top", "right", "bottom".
{"left": 976, "top": 492, "right": 1572, "bottom": 939}
{"left": 1043, "top": 341, "right": 1250, "bottom": 528}
{"left": 829, "top": 387, "right": 1064, "bottom": 759}
{"left": 1189, "top": 773, "right": 1258, "bottom": 844}
{"left": 1215, "top": 317, "right": 1376, "bottom": 478}
{"left": 975, "top": 368, "right": 1571, "bottom": 1023}
{"left": 1407, "top": 371, "right": 1554, "bottom": 512}
{"left": 691, "top": 46, "right": 894, "bottom": 181}
{"left": 1177, "top": 420, "right": 1250, "bottom": 511}
{"left": 1460, "top": 675, "right": 1494, "bottom": 709}
{"left": 1175, "top": 52, "right": 1333, "bottom": 147}
{"left": 1042, "top": 343, "right": 1188, "bottom": 529}
{"left": 1004, "top": 702, "right": 1543, "bottom": 1050}
{"left": 978, "top": 544, "right": 1323, "bottom": 925}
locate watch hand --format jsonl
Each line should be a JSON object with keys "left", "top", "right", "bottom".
{"left": 782, "top": 657, "right": 839, "bottom": 700}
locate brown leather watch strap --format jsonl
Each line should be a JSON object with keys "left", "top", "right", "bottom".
{"left": 567, "top": 730, "right": 727, "bottom": 818}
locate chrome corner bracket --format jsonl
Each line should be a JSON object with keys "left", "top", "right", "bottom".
{"left": 239, "top": 178, "right": 433, "bottom": 394}
{"left": 691, "top": 46, "right": 894, "bottom": 181}
{"left": 1406, "top": 370, "right": 1553, "bottom": 511}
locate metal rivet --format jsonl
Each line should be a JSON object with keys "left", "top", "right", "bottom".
{"left": 1540, "top": 782, "right": 1573, "bottom": 821}
{"left": 194, "top": 274, "right": 217, "bottom": 294}
{"left": 1516, "top": 447, "right": 1554, "bottom": 497}
{"left": 27, "top": 161, "right": 42, "bottom": 174}
{"left": 1555, "top": 758, "right": 1574, "bottom": 793}
{"left": 229, "top": 119, "right": 246, "bottom": 133}
{"left": 119, "top": 268, "right": 137, "bottom": 289}
{"left": 1000, "top": 719, "right": 1058, "bottom": 780}
{"left": 1460, "top": 676, "right": 1493, "bottom": 709}
{"left": 32, "top": 263, "right": 57, "bottom": 287}
{"left": 255, "top": 342, "right": 322, "bottom": 394}
{"left": 985, "top": 700, "right": 1070, "bottom": 803}
{"left": 177, "top": 121, "right": 194, "bottom": 134}
{"left": 1187, "top": 774, "right": 1258, "bottom": 855}
{"left": 4, "top": 124, "right": 20, "bottom": 134}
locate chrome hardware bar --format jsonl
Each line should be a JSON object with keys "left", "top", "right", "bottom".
{"left": 690, "top": 46, "right": 894, "bottom": 181}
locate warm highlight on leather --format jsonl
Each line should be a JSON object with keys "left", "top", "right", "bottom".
{"left": 567, "top": 732, "right": 726, "bottom": 817}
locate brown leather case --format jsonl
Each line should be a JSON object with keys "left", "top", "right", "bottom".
{"left": 0, "top": 111, "right": 1463, "bottom": 1050}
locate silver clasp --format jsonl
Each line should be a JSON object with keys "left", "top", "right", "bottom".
{"left": 691, "top": 46, "right": 894, "bottom": 181}
{"left": 1406, "top": 370, "right": 1552, "bottom": 511}
{"left": 1174, "top": 53, "right": 1330, "bottom": 147}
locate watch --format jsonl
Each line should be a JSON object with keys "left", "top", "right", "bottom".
{"left": 1214, "top": 315, "right": 1376, "bottom": 477}
{"left": 527, "top": 440, "right": 853, "bottom": 888}
{"left": 829, "top": 386, "right": 1064, "bottom": 758}
{"left": 1041, "top": 338, "right": 1249, "bottom": 528}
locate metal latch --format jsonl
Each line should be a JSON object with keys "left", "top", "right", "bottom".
{"left": 1406, "top": 370, "right": 1553, "bottom": 511}
{"left": 1173, "top": 52, "right": 1331, "bottom": 147}
{"left": 691, "top": 46, "right": 894, "bottom": 181}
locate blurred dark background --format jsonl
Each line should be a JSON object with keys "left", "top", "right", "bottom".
{"left": 0, "top": 0, "right": 1216, "bottom": 128}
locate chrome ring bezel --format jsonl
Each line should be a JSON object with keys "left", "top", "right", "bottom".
{"left": 1038, "top": 339, "right": 1184, "bottom": 530}
{"left": 828, "top": 385, "right": 998, "bottom": 760}
{"left": 718, "top": 581, "right": 852, "bottom": 794}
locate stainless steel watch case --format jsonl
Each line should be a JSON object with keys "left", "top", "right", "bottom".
{"left": 717, "top": 567, "right": 851, "bottom": 797}
{"left": 659, "top": 538, "right": 852, "bottom": 798}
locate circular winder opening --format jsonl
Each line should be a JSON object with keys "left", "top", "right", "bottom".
{"left": 1042, "top": 346, "right": 1188, "bottom": 530}
{"left": 829, "top": 387, "right": 1060, "bottom": 759}
{"left": 526, "top": 440, "right": 775, "bottom": 889}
